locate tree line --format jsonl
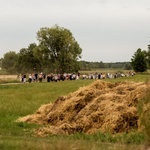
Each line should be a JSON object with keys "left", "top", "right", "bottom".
{"left": 0, "top": 25, "right": 150, "bottom": 74}
{"left": 79, "top": 61, "right": 132, "bottom": 70}
{"left": 80, "top": 46, "right": 150, "bottom": 72}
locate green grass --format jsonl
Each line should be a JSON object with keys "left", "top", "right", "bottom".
{"left": 0, "top": 74, "right": 149, "bottom": 149}
{"left": 0, "top": 136, "right": 145, "bottom": 150}
{"left": 0, "top": 80, "right": 94, "bottom": 137}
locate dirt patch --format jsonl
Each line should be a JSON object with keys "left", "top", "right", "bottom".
{"left": 18, "top": 80, "right": 149, "bottom": 136}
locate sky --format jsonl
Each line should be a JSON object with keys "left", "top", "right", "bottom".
{"left": 0, "top": 0, "right": 150, "bottom": 62}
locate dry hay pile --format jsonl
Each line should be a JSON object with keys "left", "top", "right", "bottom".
{"left": 18, "top": 80, "right": 149, "bottom": 136}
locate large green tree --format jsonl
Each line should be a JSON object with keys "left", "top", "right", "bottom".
{"left": 2, "top": 51, "right": 18, "bottom": 74}
{"left": 131, "top": 48, "right": 147, "bottom": 72}
{"left": 36, "top": 25, "right": 82, "bottom": 73}
{"left": 16, "top": 43, "right": 41, "bottom": 73}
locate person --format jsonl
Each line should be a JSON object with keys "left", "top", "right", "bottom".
{"left": 39, "top": 72, "right": 43, "bottom": 82}
{"left": 28, "top": 74, "right": 32, "bottom": 83}
{"left": 35, "top": 73, "right": 38, "bottom": 82}
{"left": 19, "top": 74, "right": 22, "bottom": 82}
{"left": 47, "top": 74, "right": 51, "bottom": 82}
{"left": 23, "top": 74, "right": 26, "bottom": 83}
{"left": 98, "top": 73, "right": 101, "bottom": 79}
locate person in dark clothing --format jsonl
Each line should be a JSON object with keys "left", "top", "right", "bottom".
{"left": 47, "top": 74, "right": 51, "bottom": 82}
{"left": 39, "top": 73, "right": 43, "bottom": 82}
{"left": 35, "top": 73, "right": 38, "bottom": 82}
{"left": 98, "top": 73, "right": 101, "bottom": 79}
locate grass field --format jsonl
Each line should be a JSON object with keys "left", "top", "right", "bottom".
{"left": 0, "top": 73, "right": 149, "bottom": 150}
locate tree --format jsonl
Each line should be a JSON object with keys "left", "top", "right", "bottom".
{"left": 123, "top": 62, "right": 132, "bottom": 70}
{"left": 131, "top": 48, "right": 147, "bottom": 72}
{"left": 99, "top": 61, "right": 105, "bottom": 68}
{"left": 146, "top": 45, "right": 150, "bottom": 68}
{"left": 2, "top": 51, "right": 18, "bottom": 74}
{"left": 16, "top": 43, "right": 41, "bottom": 73}
{"left": 0, "top": 58, "right": 2, "bottom": 69}
{"left": 36, "top": 25, "right": 82, "bottom": 73}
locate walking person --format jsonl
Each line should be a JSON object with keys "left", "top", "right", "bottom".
{"left": 39, "top": 72, "right": 43, "bottom": 82}
{"left": 23, "top": 74, "right": 26, "bottom": 83}
{"left": 28, "top": 74, "right": 32, "bottom": 83}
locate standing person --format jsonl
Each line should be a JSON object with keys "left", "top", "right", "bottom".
{"left": 98, "top": 73, "right": 101, "bottom": 79}
{"left": 43, "top": 73, "right": 46, "bottom": 79}
{"left": 35, "top": 73, "right": 38, "bottom": 82}
{"left": 32, "top": 73, "right": 35, "bottom": 82}
{"left": 19, "top": 74, "right": 22, "bottom": 82}
{"left": 47, "top": 74, "right": 51, "bottom": 82}
{"left": 23, "top": 74, "right": 26, "bottom": 83}
{"left": 39, "top": 72, "right": 43, "bottom": 82}
{"left": 28, "top": 74, "right": 32, "bottom": 83}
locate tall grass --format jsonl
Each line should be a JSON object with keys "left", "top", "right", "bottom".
{"left": 138, "top": 83, "right": 150, "bottom": 148}
{"left": 0, "top": 136, "right": 144, "bottom": 150}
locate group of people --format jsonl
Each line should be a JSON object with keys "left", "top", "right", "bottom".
{"left": 82, "top": 71, "right": 135, "bottom": 80}
{"left": 19, "top": 72, "right": 80, "bottom": 83}
{"left": 19, "top": 71, "right": 135, "bottom": 83}
{"left": 19, "top": 73, "right": 42, "bottom": 83}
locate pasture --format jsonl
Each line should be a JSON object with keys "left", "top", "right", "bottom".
{"left": 0, "top": 73, "right": 149, "bottom": 150}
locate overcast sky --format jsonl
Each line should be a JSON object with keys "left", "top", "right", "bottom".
{"left": 0, "top": 0, "right": 150, "bottom": 62}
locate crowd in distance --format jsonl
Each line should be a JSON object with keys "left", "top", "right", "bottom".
{"left": 19, "top": 71, "right": 135, "bottom": 83}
